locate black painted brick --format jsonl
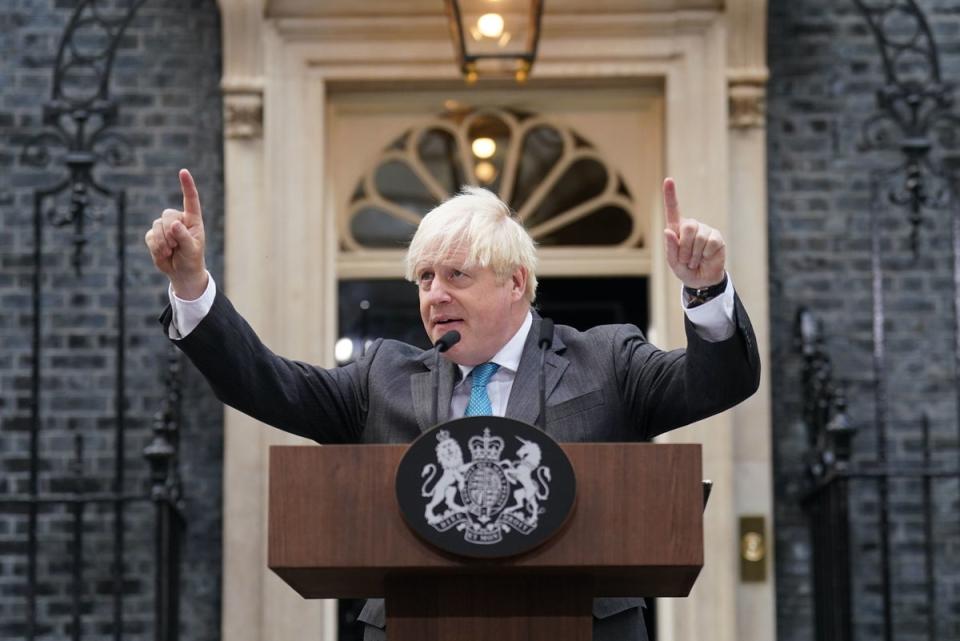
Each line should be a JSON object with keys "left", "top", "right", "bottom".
{"left": 769, "top": 1, "right": 960, "bottom": 640}
{"left": 0, "top": 1, "right": 224, "bottom": 640}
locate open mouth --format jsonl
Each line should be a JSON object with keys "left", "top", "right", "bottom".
{"left": 434, "top": 318, "right": 463, "bottom": 328}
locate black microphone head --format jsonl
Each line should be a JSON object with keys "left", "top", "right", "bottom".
{"left": 538, "top": 319, "right": 554, "bottom": 349}
{"left": 435, "top": 330, "right": 461, "bottom": 352}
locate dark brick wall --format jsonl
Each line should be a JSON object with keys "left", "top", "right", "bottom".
{"left": 769, "top": 1, "right": 960, "bottom": 640}
{"left": 0, "top": 1, "right": 224, "bottom": 639}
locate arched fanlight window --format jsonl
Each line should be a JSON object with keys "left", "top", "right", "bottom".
{"left": 341, "top": 108, "right": 643, "bottom": 252}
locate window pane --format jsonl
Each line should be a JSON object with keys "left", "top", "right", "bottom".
{"left": 417, "top": 128, "right": 464, "bottom": 194}
{"left": 512, "top": 125, "right": 563, "bottom": 212}
{"left": 373, "top": 160, "right": 433, "bottom": 214}
{"left": 525, "top": 157, "right": 608, "bottom": 229}
{"left": 539, "top": 206, "right": 633, "bottom": 246}
{"left": 350, "top": 207, "right": 418, "bottom": 248}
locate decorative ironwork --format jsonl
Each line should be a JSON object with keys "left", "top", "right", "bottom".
{"left": 794, "top": 309, "right": 856, "bottom": 641}
{"left": 21, "top": 0, "right": 146, "bottom": 275}
{"left": 145, "top": 347, "right": 184, "bottom": 506}
{"left": 24, "top": 2, "right": 141, "bottom": 636}
{"left": 799, "top": 7, "right": 960, "bottom": 639}
{"left": 851, "top": 0, "right": 960, "bottom": 255}
{"left": 796, "top": 309, "right": 960, "bottom": 641}
{"left": 795, "top": 308, "right": 856, "bottom": 482}
{"left": 9, "top": 1, "right": 185, "bottom": 640}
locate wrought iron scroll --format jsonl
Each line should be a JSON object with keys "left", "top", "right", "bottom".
{"left": 851, "top": 0, "right": 959, "bottom": 255}
{"left": 22, "top": 0, "right": 147, "bottom": 275}
{"left": 14, "top": 1, "right": 184, "bottom": 640}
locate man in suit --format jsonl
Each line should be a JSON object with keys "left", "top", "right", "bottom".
{"left": 145, "top": 169, "right": 760, "bottom": 641}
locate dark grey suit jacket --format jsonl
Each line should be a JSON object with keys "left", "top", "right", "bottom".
{"left": 163, "top": 289, "right": 760, "bottom": 641}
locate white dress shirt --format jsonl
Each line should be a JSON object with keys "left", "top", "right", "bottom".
{"left": 450, "top": 311, "right": 533, "bottom": 418}
{"left": 167, "top": 272, "right": 738, "bottom": 418}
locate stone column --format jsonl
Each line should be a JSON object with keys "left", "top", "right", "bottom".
{"left": 727, "top": 1, "right": 775, "bottom": 640}
{"left": 217, "top": 1, "right": 334, "bottom": 639}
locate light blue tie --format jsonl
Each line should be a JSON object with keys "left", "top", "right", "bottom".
{"left": 464, "top": 362, "right": 500, "bottom": 416}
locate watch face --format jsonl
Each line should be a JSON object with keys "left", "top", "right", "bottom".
{"left": 395, "top": 416, "right": 576, "bottom": 559}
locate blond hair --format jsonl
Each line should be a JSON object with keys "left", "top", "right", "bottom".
{"left": 405, "top": 186, "right": 538, "bottom": 303}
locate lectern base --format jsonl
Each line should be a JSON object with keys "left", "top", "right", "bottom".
{"left": 386, "top": 575, "right": 592, "bottom": 641}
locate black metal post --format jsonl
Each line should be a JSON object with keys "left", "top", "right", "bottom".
{"left": 70, "top": 433, "right": 85, "bottom": 641}
{"left": 154, "top": 505, "right": 183, "bottom": 641}
{"left": 807, "top": 478, "right": 848, "bottom": 641}
{"left": 920, "top": 415, "right": 936, "bottom": 640}
{"left": 113, "top": 189, "right": 128, "bottom": 641}
{"left": 869, "top": 176, "right": 894, "bottom": 641}
{"left": 27, "top": 187, "right": 43, "bottom": 641}
{"left": 145, "top": 346, "right": 185, "bottom": 641}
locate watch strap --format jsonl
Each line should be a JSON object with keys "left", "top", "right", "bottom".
{"left": 684, "top": 274, "right": 728, "bottom": 308}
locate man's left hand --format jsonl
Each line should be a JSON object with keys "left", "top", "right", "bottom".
{"left": 662, "top": 177, "right": 726, "bottom": 289}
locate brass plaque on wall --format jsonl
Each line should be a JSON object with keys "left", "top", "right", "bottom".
{"left": 739, "top": 515, "right": 767, "bottom": 582}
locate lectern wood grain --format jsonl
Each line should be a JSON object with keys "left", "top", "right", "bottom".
{"left": 268, "top": 443, "right": 703, "bottom": 599}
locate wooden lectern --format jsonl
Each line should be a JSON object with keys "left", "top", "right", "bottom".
{"left": 269, "top": 443, "right": 704, "bottom": 641}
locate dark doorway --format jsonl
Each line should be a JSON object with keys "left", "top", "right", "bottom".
{"left": 336, "top": 277, "right": 650, "bottom": 359}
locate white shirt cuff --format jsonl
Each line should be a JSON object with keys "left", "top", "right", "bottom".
{"left": 167, "top": 272, "right": 217, "bottom": 340}
{"left": 681, "top": 273, "right": 736, "bottom": 342}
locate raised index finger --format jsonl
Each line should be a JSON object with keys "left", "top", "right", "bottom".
{"left": 663, "top": 177, "right": 681, "bottom": 232}
{"left": 179, "top": 168, "right": 202, "bottom": 223}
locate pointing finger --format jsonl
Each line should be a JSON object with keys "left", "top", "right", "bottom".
{"left": 179, "top": 169, "right": 202, "bottom": 225}
{"left": 663, "top": 177, "right": 681, "bottom": 233}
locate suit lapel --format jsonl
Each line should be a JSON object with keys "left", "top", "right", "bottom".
{"left": 412, "top": 353, "right": 458, "bottom": 433}
{"left": 505, "top": 316, "right": 567, "bottom": 428}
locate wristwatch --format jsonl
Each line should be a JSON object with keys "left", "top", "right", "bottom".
{"left": 684, "top": 274, "right": 728, "bottom": 308}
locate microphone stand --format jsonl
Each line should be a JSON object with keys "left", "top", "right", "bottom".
{"left": 432, "top": 330, "right": 461, "bottom": 427}
{"left": 537, "top": 319, "right": 554, "bottom": 431}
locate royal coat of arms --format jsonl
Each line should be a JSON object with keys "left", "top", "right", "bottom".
{"left": 420, "top": 427, "right": 552, "bottom": 544}
{"left": 396, "top": 416, "right": 576, "bottom": 558}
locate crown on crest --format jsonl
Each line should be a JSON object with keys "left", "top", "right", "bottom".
{"left": 469, "top": 428, "right": 504, "bottom": 461}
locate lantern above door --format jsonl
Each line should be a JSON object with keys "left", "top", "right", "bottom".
{"left": 444, "top": 0, "right": 544, "bottom": 83}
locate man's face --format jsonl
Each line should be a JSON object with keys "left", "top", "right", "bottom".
{"left": 416, "top": 252, "right": 527, "bottom": 366}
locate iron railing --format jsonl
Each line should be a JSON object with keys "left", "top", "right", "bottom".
{"left": 1, "top": 1, "right": 183, "bottom": 640}
{"left": 800, "top": 3, "right": 960, "bottom": 640}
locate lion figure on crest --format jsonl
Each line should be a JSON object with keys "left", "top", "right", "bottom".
{"left": 421, "top": 431, "right": 468, "bottom": 524}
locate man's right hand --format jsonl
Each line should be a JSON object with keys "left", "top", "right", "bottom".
{"left": 145, "top": 169, "right": 208, "bottom": 300}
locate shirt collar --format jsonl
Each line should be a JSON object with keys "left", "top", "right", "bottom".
{"left": 457, "top": 310, "right": 533, "bottom": 382}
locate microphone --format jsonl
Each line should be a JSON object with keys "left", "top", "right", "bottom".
{"left": 432, "top": 330, "right": 461, "bottom": 426}
{"left": 537, "top": 319, "right": 554, "bottom": 430}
